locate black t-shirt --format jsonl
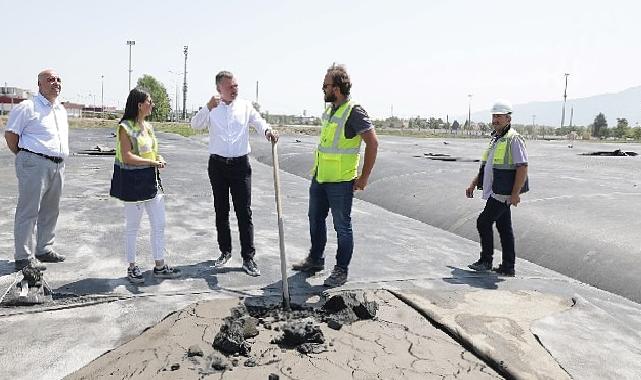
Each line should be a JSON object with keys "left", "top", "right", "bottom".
{"left": 330, "top": 104, "right": 374, "bottom": 139}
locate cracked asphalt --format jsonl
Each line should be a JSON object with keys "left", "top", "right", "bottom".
{"left": 0, "top": 128, "right": 640, "bottom": 379}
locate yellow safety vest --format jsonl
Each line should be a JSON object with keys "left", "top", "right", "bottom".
{"left": 480, "top": 127, "right": 529, "bottom": 195}
{"left": 115, "top": 120, "right": 159, "bottom": 168}
{"left": 313, "top": 100, "right": 362, "bottom": 183}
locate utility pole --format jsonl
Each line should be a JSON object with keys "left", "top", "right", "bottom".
{"left": 255, "top": 81, "right": 259, "bottom": 104}
{"left": 126, "top": 40, "right": 135, "bottom": 91}
{"left": 390, "top": 104, "right": 393, "bottom": 118}
{"left": 561, "top": 73, "right": 570, "bottom": 127}
{"left": 182, "top": 46, "right": 188, "bottom": 121}
{"left": 532, "top": 114, "right": 536, "bottom": 128}
{"left": 569, "top": 107, "right": 574, "bottom": 128}
{"left": 101, "top": 75, "right": 104, "bottom": 118}
{"left": 467, "top": 94, "right": 472, "bottom": 131}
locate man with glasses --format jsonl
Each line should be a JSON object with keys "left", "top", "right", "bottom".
{"left": 292, "top": 63, "right": 379, "bottom": 287}
{"left": 4, "top": 69, "right": 68, "bottom": 271}
{"left": 465, "top": 100, "right": 529, "bottom": 277}
{"left": 191, "top": 71, "right": 278, "bottom": 277}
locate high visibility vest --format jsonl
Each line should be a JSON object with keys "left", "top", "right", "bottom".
{"left": 313, "top": 100, "right": 362, "bottom": 183}
{"left": 115, "top": 120, "right": 160, "bottom": 168}
{"left": 479, "top": 127, "right": 529, "bottom": 195}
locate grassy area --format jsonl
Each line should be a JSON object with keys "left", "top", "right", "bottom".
{"left": 3, "top": 116, "right": 638, "bottom": 142}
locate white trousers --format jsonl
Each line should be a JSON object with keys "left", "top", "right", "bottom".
{"left": 124, "top": 194, "right": 165, "bottom": 263}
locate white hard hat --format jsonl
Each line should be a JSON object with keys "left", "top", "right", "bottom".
{"left": 491, "top": 99, "right": 512, "bottom": 115}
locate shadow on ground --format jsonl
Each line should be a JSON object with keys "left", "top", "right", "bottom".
{"left": 54, "top": 260, "right": 220, "bottom": 296}
{"left": 443, "top": 265, "right": 505, "bottom": 290}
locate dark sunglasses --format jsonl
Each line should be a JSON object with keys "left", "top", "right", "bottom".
{"left": 46, "top": 77, "right": 62, "bottom": 84}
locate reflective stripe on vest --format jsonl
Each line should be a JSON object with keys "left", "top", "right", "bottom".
{"left": 479, "top": 127, "right": 529, "bottom": 195}
{"left": 481, "top": 128, "right": 520, "bottom": 169}
{"left": 313, "top": 100, "right": 362, "bottom": 182}
{"left": 115, "top": 120, "right": 158, "bottom": 169}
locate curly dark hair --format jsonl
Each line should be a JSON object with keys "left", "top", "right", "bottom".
{"left": 326, "top": 63, "right": 351, "bottom": 97}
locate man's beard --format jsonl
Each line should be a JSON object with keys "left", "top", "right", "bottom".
{"left": 324, "top": 93, "right": 336, "bottom": 103}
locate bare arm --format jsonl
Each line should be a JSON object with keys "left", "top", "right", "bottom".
{"left": 510, "top": 165, "right": 528, "bottom": 206}
{"left": 353, "top": 129, "right": 379, "bottom": 191}
{"left": 4, "top": 131, "right": 19, "bottom": 154}
{"left": 118, "top": 126, "right": 164, "bottom": 167}
{"left": 466, "top": 174, "right": 480, "bottom": 198}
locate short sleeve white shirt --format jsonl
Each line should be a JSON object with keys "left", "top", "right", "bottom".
{"left": 5, "top": 93, "right": 69, "bottom": 157}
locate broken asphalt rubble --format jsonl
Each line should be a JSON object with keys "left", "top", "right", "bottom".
{"left": 212, "top": 291, "right": 378, "bottom": 364}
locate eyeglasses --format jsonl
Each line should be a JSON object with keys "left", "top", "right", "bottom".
{"left": 45, "top": 77, "right": 62, "bottom": 84}
{"left": 322, "top": 83, "right": 334, "bottom": 90}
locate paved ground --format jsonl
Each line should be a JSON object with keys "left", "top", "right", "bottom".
{"left": 251, "top": 135, "right": 641, "bottom": 303}
{"left": 0, "top": 128, "right": 640, "bottom": 379}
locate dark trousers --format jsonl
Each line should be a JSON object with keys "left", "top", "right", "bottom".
{"left": 477, "top": 197, "right": 515, "bottom": 269}
{"left": 308, "top": 177, "right": 354, "bottom": 270}
{"left": 207, "top": 154, "right": 254, "bottom": 260}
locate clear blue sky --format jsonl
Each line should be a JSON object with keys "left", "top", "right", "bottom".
{"left": 2, "top": 0, "right": 639, "bottom": 119}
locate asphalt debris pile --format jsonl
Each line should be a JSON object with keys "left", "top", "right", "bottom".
{"left": 208, "top": 291, "right": 379, "bottom": 370}
{"left": 213, "top": 305, "right": 259, "bottom": 356}
{"left": 322, "top": 291, "right": 378, "bottom": 331}
{"left": 1, "top": 266, "right": 53, "bottom": 306}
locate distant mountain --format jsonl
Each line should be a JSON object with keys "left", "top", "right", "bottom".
{"left": 470, "top": 86, "right": 641, "bottom": 127}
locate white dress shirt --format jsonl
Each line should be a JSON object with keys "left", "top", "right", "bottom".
{"left": 5, "top": 93, "right": 69, "bottom": 157}
{"left": 190, "top": 98, "right": 271, "bottom": 157}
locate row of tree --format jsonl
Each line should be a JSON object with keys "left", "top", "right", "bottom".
{"left": 373, "top": 113, "right": 641, "bottom": 140}
{"left": 134, "top": 75, "right": 641, "bottom": 141}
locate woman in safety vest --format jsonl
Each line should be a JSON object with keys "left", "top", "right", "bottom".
{"left": 110, "top": 88, "right": 181, "bottom": 283}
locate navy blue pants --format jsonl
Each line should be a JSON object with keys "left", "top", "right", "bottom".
{"left": 477, "top": 197, "right": 515, "bottom": 269}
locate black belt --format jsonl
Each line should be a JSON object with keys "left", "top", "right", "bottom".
{"left": 210, "top": 154, "right": 247, "bottom": 164}
{"left": 19, "top": 148, "right": 64, "bottom": 164}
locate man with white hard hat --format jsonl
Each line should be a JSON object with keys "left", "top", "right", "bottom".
{"left": 465, "top": 99, "right": 529, "bottom": 277}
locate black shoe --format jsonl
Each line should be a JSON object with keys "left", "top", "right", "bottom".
{"left": 291, "top": 256, "right": 324, "bottom": 272}
{"left": 36, "top": 250, "right": 65, "bottom": 263}
{"left": 15, "top": 258, "right": 47, "bottom": 272}
{"left": 127, "top": 265, "right": 144, "bottom": 283}
{"left": 154, "top": 264, "right": 181, "bottom": 279}
{"left": 492, "top": 264, "right": 515, "bottom": 277}
{"left": 213, "top": 252, "right": 232, "bottom": 268}
{"left": 242, "top": 259, "right": 261, "bottom": 277}
{"left": 468, "top": 259, "right": 492, "bottom": 272}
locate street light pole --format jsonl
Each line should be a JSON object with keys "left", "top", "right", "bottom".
{"left": 182, "top": 46, "right": 188, "bottom": 121}
{"left": 561, "top": 73, "right": 570, "bottom": 127}
{"left": 126, "top": 40, "right": 136, "bottom": 91}
{"left": 101, "top": 74, "right": 104, "bottom": 118}
{"left": 169, "top": 70, "right": 181, "bottom": 122}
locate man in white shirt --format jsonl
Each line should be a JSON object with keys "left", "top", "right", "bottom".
{"left": 4, "top": 69, "right": 69, "bottom": 271}
{"left": 191, "top": 71, "right": 278, "bottom": 277}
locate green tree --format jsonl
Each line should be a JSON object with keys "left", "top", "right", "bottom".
{"left": 137, "top": 74, "right": 171, "bottom": 122}
{"left": 613, "top": 117, "right": 630, "bottom": 139}
{"left": 592, "top": 113, "right": 608, "bottom": 138}
{"left": 632, "top": 127, "right": 641, "bottom": 140}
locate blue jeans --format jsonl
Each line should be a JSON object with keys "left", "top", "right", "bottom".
{"left": 308, "top": 177, "right": 354, "bottom": 270}
{"left": 477, "top": 197, "right": 515, "bottom": 269}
